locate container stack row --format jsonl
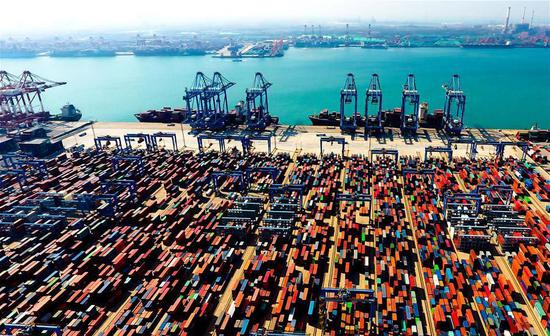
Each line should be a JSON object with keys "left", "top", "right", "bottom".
{"left": 373, "top": 157, "right": 427, "bottom": 335}
{"left": 403, "top": 167, "right": 482, "bottom": 335}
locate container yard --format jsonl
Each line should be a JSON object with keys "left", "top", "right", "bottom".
{"left": 1, "top": 63, "right": 550, "bottom": 336}
{"left": 0, "top": 117, "right": 549, "bottom": 336}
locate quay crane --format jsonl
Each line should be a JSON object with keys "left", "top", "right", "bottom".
{"left": 246, "top": 72, "right": 276, "bottom": 131}
{"left": 443, "top": 74, "right": 466, "bottom": 135}
{"left": 184, "top": 72, "right": 235, "bottom": 131}
{"left": 183, "top": 72, "right": 210, "bottom": 129}
{"left": 365, "top": 73, "right": 384, "bottom": 136}
{"left": 400, "top": 74, "right": 420, "bottom": 134}
{"left": 202, "top": 72, "right": 235, "bottom": 131}
{"left": 0, "top": 70, "right": 66, "bottom": 129}
{"left": 340, "top": 73, "right": 359, "bottom": 133}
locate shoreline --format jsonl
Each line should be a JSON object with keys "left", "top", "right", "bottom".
{"left": 2, "top": 45, "right": 549, "bottom": 60}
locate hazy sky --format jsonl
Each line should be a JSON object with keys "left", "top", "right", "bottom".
{"left": 1, "top": 0, "right": 548, "bottom": 36}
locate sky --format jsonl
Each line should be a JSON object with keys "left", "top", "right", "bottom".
{"left": 1, "top": 0, "right": 549, "bottom": 36}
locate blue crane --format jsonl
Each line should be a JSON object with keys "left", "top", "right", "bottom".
{"left": 184, "top": 72, "right": 210, "bottom": 130}
{"left": 370, "top": 148, "right": 399, "bottom": 162}
{"left": 246, "top": 72, "right": 275, "bottom": 131}
{"left": 246, "top": 166, "right": 280, "bottom": 182}
{"left": 2, "top": 323, "right": 62, "bottom": 336}
{"left": 365, "top": 73, "right": 384, "bottom": 136}
{"left": 443, "top": 192, "right": 482, "bottom": 218}
{"left": 251, "top": 330, "right": 306, "bottom": 336}
{"left": 94, "top": 135, "right": 122, "bottom": 151}
{"left": 268, "top": 184, "right": 304, "bottom": 209}
{"left": 200, "top": 72, "right": 235, "bottom": 131}
{"left": 210, "top": 171, "right": 249, "bottom": 194}
{"left": 151, "top": 132, "right": 178, "bottom": 151}
{"left": 475, "top": 184, "right": 514, "bottom": 205}
{"left": 124, "top": 133, "right": 152, "bottom": 151}
{"left": 443, "top": 74, "right": 466, "bottom": 135}
{"left": 111, "top": 155, "right": 144, "bottom": 175}
{"left": 319, "top": 288, "right": 377, "bottom": 330}
{"left": 0, "top": 168, "right": 27, "bottom": 189}
{"left": 101, "top": 179, "right": 137, "bottom": 200}
{"left": 320, "top": 136, "right": 347, "bottom": 157}
{"left": 1, "top": 153, "right": 31, "bottom": 167}
{"left": 424, "top": 145, "right": 453, "bottom": 162}
{"left": 400, "top": 74, "right": 420, "bottom": 134}
{"left": 1, "top": 153, "right": 48, "bottom": 176}
{"left": 340, "top": 73, "right": 359, "bottom": 133}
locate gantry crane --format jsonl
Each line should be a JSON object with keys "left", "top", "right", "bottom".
{"left": 340, "top": 73, "right": 359, "bottom": 133}
{"left": 0, "top": 70, "right": 66, "bottom": 129}
{"left": 442, "top": 74, "right": 466, "bottom": 136}
{"left": 320, "top": 287, "right": 377, "bottom": 333}
{"left": 400, "top": 74, "right": 420, "bottom": 134}
{"left": 365, "top": 73, "right": 384, "bottom": 136}
{"left": 246, "top": 72, "right": 274, "bottom": 131}
{"left": 203, "top": 72, "right": 235, "bottom": 130}
{"left": 183, "top": 72, "right": 210, "bottom": 130}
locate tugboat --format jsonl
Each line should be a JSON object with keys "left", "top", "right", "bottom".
{"left": 50, "top": 103, "right": 82, "bottom": 122}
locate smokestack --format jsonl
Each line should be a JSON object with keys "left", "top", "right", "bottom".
{"left": 318, "top": 25, "right": 321, "bottom": 37}
{"left": 521, "top": 7, "right": 526, "bottom": 24}
{"left": 346, "top": 23, "right": 349, "bottom": 36}
{"left": 504, "top": 6, "right": 511, "bottom": 34}
{"left": 304, "top": 24, "right": 307, "bottom": 35}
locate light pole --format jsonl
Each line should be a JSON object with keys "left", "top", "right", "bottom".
{"left": 180, "top": 123, "right": 186, "bottom": 148}
{"left": 90, "top": 120, "right": 97, "bottom": 140}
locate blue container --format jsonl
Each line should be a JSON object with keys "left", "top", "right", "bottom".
{"left": 240, "top": 319, "right": 249, "bottom": 334}
{"left": 308, "top": 301, "right": 315, "bottom": 316}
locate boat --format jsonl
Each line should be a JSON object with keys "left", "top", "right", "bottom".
{"left": 50, "top": 103, "right": 82, "bottom": 122}
{"left": 361, "top": 40, "right": 389, "bottom": 49}
{"left": 461, "top": 42, "right": 514, "bottom": 49}
{"left": 49, "top": 49, "right": 116, "bottom": 57}
{"left": 309, "top": 103, "right": 444, "bottom": 129}
{"left": 516, "top": 124, "right": 550, "bottom": 142}
{"left": 135, "top": 101, "right": 261, "bottom": 127}
{"left": 134, "top": 107, "right": 188, "bottom": 123}
{"left": 308, "top": 109, "right": 366, "bottom": 127}
{"left": 361, "top": 44, "right": 389, "bottom": 49}
{"left": 0, "top": 49, "right": 38, "bottom": 58}
{"left": 133, "top": 47, "right": 206, "bottom": 56}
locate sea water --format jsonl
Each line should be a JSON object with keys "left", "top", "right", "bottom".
{"left": 1, "top": 47, "right": 548, "bottom": 128}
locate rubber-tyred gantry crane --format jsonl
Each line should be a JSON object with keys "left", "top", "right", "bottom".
{"left": 400, "top": 74, "right": 420, "bottom": 134}
{"left": 340, "top": 73, "right": 359, "bottom": 133}
{"left": 365, "top": 73, "right": 384, "bottom": 136}
{"left": 442, "top": 74, "right": 466, "bottom": 135}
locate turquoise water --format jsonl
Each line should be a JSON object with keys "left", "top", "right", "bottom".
{"left": 1, "top": 47, "right": 549, "bottom": 128}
